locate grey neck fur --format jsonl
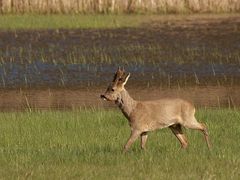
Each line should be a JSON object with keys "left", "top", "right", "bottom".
{"left": 116, "top": 88, "right": 137, "bottom": 118}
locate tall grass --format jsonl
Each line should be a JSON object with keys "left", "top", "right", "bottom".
{"left": 0, "top": 109, "right": 239, "bottom": 179}
{"left": 0, "top": 0, "right": 239, "bottom": 14}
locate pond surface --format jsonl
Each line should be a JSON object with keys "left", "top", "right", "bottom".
{"left": 0, "top": 16, "right": 239, "bottom": 109}
{"left": 0, "top": 61, "right": 239, "bottom": 88}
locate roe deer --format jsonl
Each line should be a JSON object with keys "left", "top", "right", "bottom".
{"left": 100, "top": 68, "right": 211, "bottom": 152}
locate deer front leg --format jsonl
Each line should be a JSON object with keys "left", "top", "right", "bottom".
{"left": 123, "top": 130, "right": 141, "bottom": 153}
{"left": 140, "top": 132, "right": 148, "bottom": 150}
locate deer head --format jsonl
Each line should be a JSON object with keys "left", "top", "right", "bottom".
{"left": 100, "top": 67, "right": 130, "bottom": 102}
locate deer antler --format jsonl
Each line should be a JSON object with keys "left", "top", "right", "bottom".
{"left": 113, "top": 67, "right": 125, "bottom": 82}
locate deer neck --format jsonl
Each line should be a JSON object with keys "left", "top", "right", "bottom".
{"left": 116, "top": 88, "right": 137, "bottom": 118}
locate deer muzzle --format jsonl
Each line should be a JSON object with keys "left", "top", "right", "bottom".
{"left": 100, "top": 94, "right": 107, "bottom": 101}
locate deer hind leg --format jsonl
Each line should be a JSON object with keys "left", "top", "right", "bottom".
{"left": 123, "top": 130, "right": 141, "bottom": 153}
{"left": 169, "top": 124, "right": 188, "bottom": 149}
{"left": 140, "top": 132, "right": 148, "bottom": 150}
{"left": 184, "top": 118, "right": 211, "bottom": 149}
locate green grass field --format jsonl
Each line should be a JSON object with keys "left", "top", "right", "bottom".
{"left": 0, "top": 14, "right": 146, "bottom": 30}
{"left": 0, "top": 108, "right": 239, "bottom": 179}
{"left": 0, "top": 14, "right": 239, "bottom": 30}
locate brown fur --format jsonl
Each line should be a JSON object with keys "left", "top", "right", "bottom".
{"left": 101, "top": 68, "right": 211, "bottom": 152}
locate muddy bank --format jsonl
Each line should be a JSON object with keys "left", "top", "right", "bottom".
{"left": 0, "top": 86, "right": 239, "bottom": 111}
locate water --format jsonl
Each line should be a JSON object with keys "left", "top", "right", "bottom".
{"left": 0, "top": 61, "right": 239, "bottom": 88}
{"left": 0, "top": 16, "right": 239, "bottom": 109}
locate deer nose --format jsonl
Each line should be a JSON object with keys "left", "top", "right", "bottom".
{"left": 100, "top": 94, "right": 106, "bottom": 99}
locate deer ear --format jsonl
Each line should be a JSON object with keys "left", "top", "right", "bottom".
{"left": 123, "top": 73, "right": 130, "bottom": 86}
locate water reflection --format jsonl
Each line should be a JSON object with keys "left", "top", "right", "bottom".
{"left": 0, "top": 60, "right": 239, "bottom": 88}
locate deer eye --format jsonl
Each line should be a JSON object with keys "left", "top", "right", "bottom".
{"left": 111, "top": 88, "right": 115, "bottom": 92}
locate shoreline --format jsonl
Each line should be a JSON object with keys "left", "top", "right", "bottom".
{"left": 0, "top": 85, "right": 239, "bottom": 111}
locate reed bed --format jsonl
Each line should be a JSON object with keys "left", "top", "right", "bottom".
{"left": 0, "top": 0, "right": 239, "bottom": 14}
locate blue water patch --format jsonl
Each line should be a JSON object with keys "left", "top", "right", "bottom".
{"left": 0, "top": 60, "right": 239, "bottom": 88}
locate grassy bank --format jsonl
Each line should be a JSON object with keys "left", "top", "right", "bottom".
{"left": 0, "top": 14, "right": 145, "bottom": 30}
{"left": 0, "top": 14, "right": 239, "bottom": 30}
{"left": 0, "top": 109, "right": 239, "bottom": 179}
